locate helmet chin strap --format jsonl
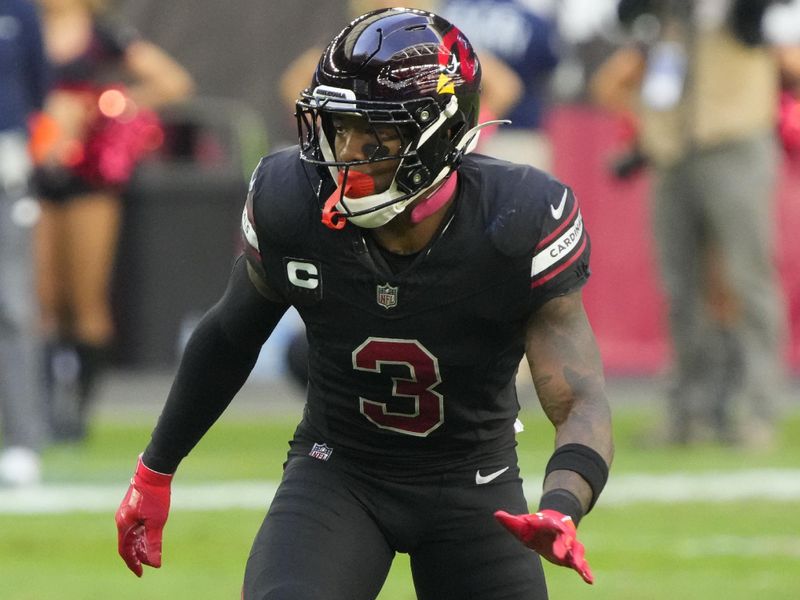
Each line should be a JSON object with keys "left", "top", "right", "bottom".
{"left": 342, "top": 183, "right": 416, "bottom": 229}
{"left": 321, "top": 118, "right": 510, "bottom": 230}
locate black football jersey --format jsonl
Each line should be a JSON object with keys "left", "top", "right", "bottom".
{"left": 242, "top": 147, "right": 591, "bottom": 473}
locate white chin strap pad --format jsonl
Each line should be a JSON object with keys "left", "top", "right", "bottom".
{"left": 344, "top": 192, "right": 414, "bottom": 228}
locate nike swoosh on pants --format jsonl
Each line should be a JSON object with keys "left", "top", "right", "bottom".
{"left": 475, "top": 466, "right": 510, "bottom": 485}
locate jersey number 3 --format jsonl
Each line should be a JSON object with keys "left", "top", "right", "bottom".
{"left": 353, "top": 337, "right": 444, "bottom": 437}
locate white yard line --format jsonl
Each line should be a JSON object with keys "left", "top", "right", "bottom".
{"left": 1, "top": 470, "right": 799, "bottom": 514}
{"left": 600, "top": 469, "right": 800, "bottom": 504}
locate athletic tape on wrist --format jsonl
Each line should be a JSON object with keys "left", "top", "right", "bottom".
{"left": 544, "top": 443, "right": 608, "bottom": 512}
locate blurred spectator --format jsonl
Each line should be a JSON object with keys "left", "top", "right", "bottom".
{"left": 114, "top": 0, "right": 345, "bottom": 149}
{"left": 440, "top": 0, "right": 561, "bottom": 170}
{"left": 591, "top": 0, "right": 800, "bottom": 447}
{"left": 33, "top": 0, "right": 193, "bottom": 441}
{"left": 0, "top": 0, "right": 50, "bottom": 486}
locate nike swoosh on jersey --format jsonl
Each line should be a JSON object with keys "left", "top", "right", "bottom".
{"left": 475, "top": 466, "right": 510, "bottom": 485}
{"left": 550, "top": 189, "right": 568, "bottom": 220}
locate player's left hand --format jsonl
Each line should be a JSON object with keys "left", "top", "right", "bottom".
{"left": 494, "top": 509, "right": 594, "bottom": 584}
{"left": 115, "top": 455, "right": 173, "bottom": 577}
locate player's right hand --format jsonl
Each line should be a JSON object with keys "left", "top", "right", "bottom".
{"left": 494, "top": 509, "right": 594, "bottom": 584}
{"left": 115, "top": 455, "right": 173, "bottom": 577}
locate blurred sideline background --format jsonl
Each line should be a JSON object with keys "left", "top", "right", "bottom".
{"left": 107, "top": 0, "right": 800, "bottom": 381}
{"left": 2, "top": 2, "right": 800, "bottom": 598}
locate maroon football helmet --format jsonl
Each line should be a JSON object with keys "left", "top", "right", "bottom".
{"left": 296, "top": 8, "right": 482, "bottom": 228}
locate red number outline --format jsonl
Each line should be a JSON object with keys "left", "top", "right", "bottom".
{"left": 353, "top": 337, "right": 444, "bottom": 437}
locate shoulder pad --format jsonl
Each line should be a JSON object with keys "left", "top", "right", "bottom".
{"left": 529, "top": 183, "right": 589, "bottom": 290}
{"left": 484, "top": 164, "right": 572, "bottom": 258}
{"left": 247, "top": 147, "right": 319, "bottom": 244}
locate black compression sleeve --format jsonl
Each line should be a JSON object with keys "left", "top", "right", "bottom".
{"left": 142, "top": 256, "right": 289, "bottom": 473}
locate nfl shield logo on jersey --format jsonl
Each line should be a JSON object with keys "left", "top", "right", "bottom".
{"left": 376, "top": 283, "right": 398, "bottom": 309}
{"left": 309, "top": 442, "right": 333, "bottom": 461}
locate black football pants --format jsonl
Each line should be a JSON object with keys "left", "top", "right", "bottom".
{"left": 242, "top": 447, "right": 547, "bottom": 599}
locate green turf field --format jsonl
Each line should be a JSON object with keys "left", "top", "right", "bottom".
{"left": 2, "top": 402, "right": 799, "bottom": 599}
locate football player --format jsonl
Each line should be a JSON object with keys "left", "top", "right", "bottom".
{"left": 115, "top": 8, "right": 614, "bottom": 599}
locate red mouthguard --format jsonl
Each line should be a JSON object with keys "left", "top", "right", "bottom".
{"left": 340, "top": 169, "right": 376, "bottom": 198}
{"left": 321, "top": 170, "right": 377, "bottom": 230}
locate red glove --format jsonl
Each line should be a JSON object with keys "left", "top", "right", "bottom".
{"left": 494, "top": 509, "right": 594, "bottom": 584}
{"left": 115, "top": 455, "right": 173, "bottom": 577}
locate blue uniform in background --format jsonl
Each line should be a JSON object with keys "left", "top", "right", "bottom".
{"left": 441, "top": 0, "right": 560, "bottom": 169}
{"left": 0, "top": 0, "right": 50, "bottom": 485}
{"left": 0, "top": 0, "right": 49, "bottom": 132}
